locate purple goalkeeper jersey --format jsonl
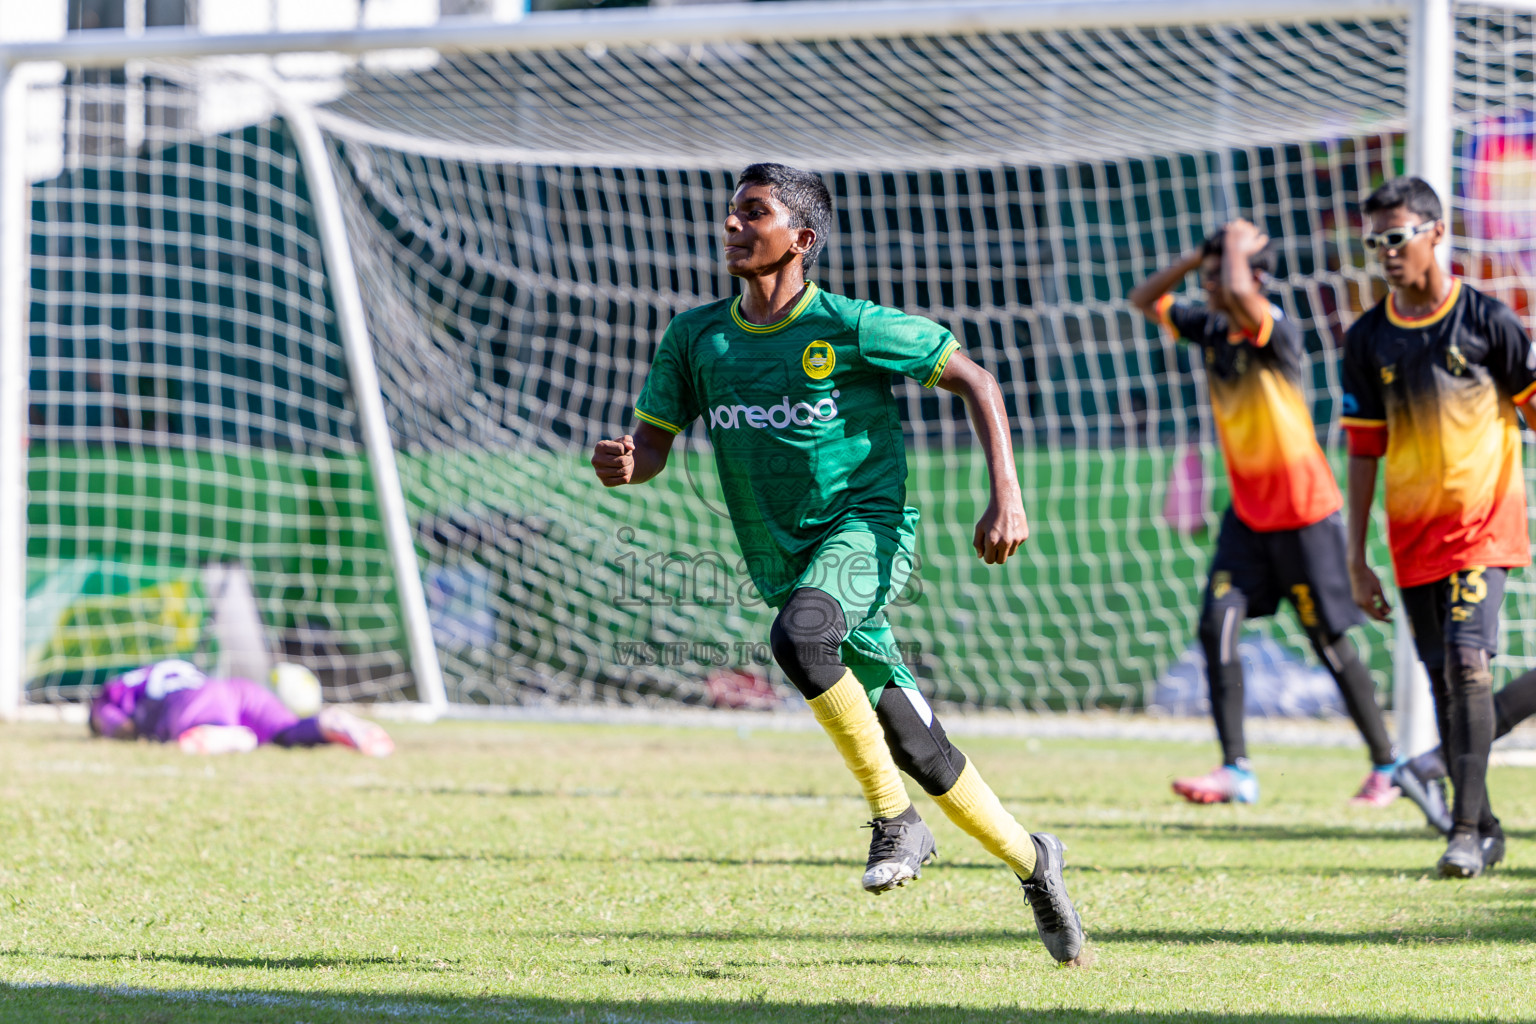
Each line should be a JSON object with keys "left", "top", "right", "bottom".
{"left": 93, "top": 671, "right": 304, "bottom": 745}
{"left": 148, "top": 678, "right": 301, "bottom": 744}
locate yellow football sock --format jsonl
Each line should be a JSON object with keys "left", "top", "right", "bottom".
{"left": 806, "top": 671, "right": 911, "bottom": 819}
{"left": 931, "top": 761, "right": 1037, "bottom": 878}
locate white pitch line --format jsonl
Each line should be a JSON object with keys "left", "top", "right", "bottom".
{"left": 2, "top": 980, "right": 702, "bottom": 1024}
{"left": 1490, "top": 749, "right": 1536, "bottom": 768}
{"left": 436, "top": 703, "right": 1536, "bottom": 753}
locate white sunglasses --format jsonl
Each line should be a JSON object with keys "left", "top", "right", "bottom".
{"left": 1362, "top": 220, "right": 1439, "bottom": 253}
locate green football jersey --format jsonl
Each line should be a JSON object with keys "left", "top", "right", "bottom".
{"left": 634, "top": 282, "right": 961, "bottom": 608}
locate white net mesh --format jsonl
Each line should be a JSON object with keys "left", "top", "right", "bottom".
{"left": 16, "top": 3, "right": 1536, "bottom": 710}
{"left": 23, "top": 74, "right": 410, "bottom": 703}
{"left": 1455, "top": 5, "right": 1536, "bottom": 687}
{"left": 310, "top": 16, "right": 1413, "bottom": 710}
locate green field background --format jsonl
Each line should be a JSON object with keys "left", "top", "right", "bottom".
{"left": 398, "top": 440, "right": 1397, "bottom": 709}
{"left": 25, "top": 439, "right": 1409, "bottom": 709}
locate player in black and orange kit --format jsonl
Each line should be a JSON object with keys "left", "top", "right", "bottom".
{"left": 1343, "top": 176, "right": 1536, "bottom": 878}
{"left": 1131, "top": 220, "right": 1414, "bottom": 811}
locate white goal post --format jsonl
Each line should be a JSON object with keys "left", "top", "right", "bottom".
{"left": 0, "top": 0, "right": 1527, "bottom": 727}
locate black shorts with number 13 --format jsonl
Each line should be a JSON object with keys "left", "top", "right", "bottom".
{"left": 1401, "top": 567, "right": 1506, "bottom": 670}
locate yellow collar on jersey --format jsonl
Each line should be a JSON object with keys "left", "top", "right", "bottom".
{"left": 730, "top": 282, "right": 819, "bottom": 333}
{"left": 1386, "top": 278, "right": 1461, "bottom": 329}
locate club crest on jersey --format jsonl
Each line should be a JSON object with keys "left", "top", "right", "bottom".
{"left": 802, "top": 341, "right": 835, "bottom": 380}
{"left": 1447, "top": 343, "right": 1469, "bottom": 377}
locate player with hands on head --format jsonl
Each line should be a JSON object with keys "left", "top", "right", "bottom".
{"left": 1342, "top": 176, "right": 1536, "bottom": 878}
{"left": 1130, "top": 219, "right": 1410, "bottom": 814}
{"left": 592, "top": 163, "right": 1082, "bottom": 965}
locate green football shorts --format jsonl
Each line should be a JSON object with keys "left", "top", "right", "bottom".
{"left": 789, "top": 509, "right": 923, "bottom": 705}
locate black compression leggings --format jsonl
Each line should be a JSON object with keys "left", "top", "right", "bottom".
{"left": 770, "top": 586, "right": 968, "bottom": 796}
{"left": 1199, "top": 590, "right": 1393, "bottom": 766}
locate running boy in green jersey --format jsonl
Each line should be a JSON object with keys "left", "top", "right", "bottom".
{"left": 592, "top": 164, "right": 1084, "bottom": 964}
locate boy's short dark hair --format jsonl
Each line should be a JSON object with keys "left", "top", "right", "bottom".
{"left": 737, "top": 163, "right": 833, "bottom": 270}
{"left": 1363, "top": 176, "right": 1444, "bottom": 223}
{"left": 1200, "top": 227, "right": 1277, "bottom": 277}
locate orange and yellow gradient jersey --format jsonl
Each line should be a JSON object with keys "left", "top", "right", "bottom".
{"left": 1341, "top": 280, "right": 1536, "bottom": 588}
{"left": 1155, "top": 294, "right": 1341, "bottom": 532}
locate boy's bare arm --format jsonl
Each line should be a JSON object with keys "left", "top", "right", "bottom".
{"left": 1346, "top": 454, "right": 1391, "bottom": 622}
{"left": 1218, "top": 219, "right": 1272, "bottom": 335}
{"left": 935, "top": 350, "right": 1028, "bottom": 565}
{"left": 1128, "top": 248, "right": 1203, "bottom": 321}
{"left": 591, "top": 422, "right": 676, "bottom": 487}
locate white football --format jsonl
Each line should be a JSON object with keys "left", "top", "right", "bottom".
{"left": 270, "top": 662, "right": 323, "bottom": 718}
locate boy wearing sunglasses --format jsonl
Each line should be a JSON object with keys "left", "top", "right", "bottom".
{"left": 1342, "top": 176, "right": 1536, "bottom": 877}
{"left": 1130, "top": 221, "right": 1407, "bottom": 813}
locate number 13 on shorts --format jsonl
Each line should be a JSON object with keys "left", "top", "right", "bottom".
{"left": 1450, "top": 567, "right": 1488, "bottom": 621}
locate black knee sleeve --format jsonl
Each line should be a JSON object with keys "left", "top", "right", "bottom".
{"left": 769, "top": 588, "right": 848, "bottom": 699}
{"left": 875, "top": 685, "right": 967, "bottom": 796}
{"left": 1198, "top": 591, "right": 1246, "bottom": 666}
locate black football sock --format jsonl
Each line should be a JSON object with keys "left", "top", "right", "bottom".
{"left": 1494, "top": 668, "right": 1536, "bottom": 739}
{"left": 1412, "top": 666, "right": 1536, "bottom": 783}
{"left": 1447, "top": 646, "right": 1496, "bottom": 834}
{"left": 1200, "top": 594, "right": 1247, "bottom": 765}
{"left": 1314, "top": 633, "right": 1395, "bottom": 767}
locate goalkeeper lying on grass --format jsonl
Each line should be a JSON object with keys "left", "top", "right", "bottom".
{"left": 89, "top": 659, "right": 393, "bottom": 758}
{"left": 591, "top": 163, "right": 1084, "bottom": 966}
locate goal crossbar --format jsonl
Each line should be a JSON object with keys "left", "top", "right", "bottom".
{"left": 0, "top": 0, "right": 1410, "bottom": 69}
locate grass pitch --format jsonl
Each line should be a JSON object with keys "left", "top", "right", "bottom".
{"left": 0, "top": 719, "right": 1533, "bottom": 1023}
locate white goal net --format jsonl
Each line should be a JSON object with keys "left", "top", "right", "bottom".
{"left": 8, "top": 0, "right": 1536, "bottom": 714}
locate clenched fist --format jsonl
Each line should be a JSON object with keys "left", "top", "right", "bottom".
{"left": 591, "top": 435, "right": 637, "bottom": 487}
{"left": 973, "top": 497, "right": 1029, "bottom": 565}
